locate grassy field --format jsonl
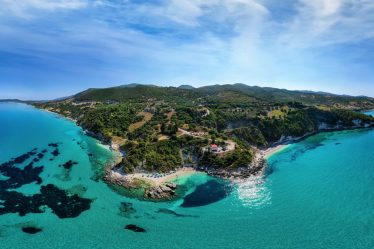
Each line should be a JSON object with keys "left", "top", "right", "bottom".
{"left": 128, "top": 112, "right": 153, "bottom": 132}
{"left": 267, "top": 109, "right": 285, "bottom": 118}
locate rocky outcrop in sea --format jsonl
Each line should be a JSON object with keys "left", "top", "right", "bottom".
{"left": 144, "top": 183, "right": 177, "bottom": 200}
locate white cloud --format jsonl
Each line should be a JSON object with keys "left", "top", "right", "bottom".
{"left": 113, "top": 0, "right": 270, "bottom": 72}
{"left": 280, "top": 0, "right": 374, "bottom": 48}
{"left": 124, "top": 0, "right": 268, "bottom": 28}
{"left": 1, "top": 0, "right": 374, "bottom": 96}
{"left": 0, "top": 0, "right": 88, "bottom": 18}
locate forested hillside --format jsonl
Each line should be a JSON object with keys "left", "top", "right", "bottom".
{"left": 33, "top": 84, "right": 374, "bottom": 173}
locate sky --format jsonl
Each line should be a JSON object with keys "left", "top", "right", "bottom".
{"left": 0, "top": 0, "right": 374, "bottom": 100}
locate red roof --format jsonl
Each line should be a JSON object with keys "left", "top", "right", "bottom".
{"left": 211, "top": 144, "right": 218, "bottom": 148}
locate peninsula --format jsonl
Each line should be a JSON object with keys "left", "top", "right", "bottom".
{"left": 32, "top": 83, "right": 374, "bottom": 200}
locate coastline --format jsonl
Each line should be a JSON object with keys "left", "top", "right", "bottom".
{"left": 32, "top": 106, "right": 188, "bottom": 199}
{"left": 102, "top": 141, "right": 201, "bottom": 200}
{"left": 104, "top": 166, "right": 199, "bottom": 200}
{"left": 260, "top": 124, "right": 374, "bottom": 160}
{"left": 263, "top": 144, "right": 290, "bottom": 159}
{"left": 33, "top": 104, "right": 374, "bottom": 200}
{"left": 105, "top": 125, "right": 374, "bottom": 190}
{"left": 109, "top": 167, "right": 199, "bottom": 187}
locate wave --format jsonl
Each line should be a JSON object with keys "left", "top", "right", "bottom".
{"left": 235, "top": 175, "right": 271, "bottom": 208}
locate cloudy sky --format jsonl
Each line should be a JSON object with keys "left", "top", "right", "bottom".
{"left": 0, "top": 0, "right": 373, "bottom": 99}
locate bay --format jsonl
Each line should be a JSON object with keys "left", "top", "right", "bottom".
{"left": 1, "top": 103, "right": 374, "bottom": 249}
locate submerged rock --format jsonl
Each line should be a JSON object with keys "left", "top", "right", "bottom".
{"left": 39, "top": 184, "right": 92, "bottom": 218}
{"left": 125, "top": 224, "right": 146, "bottom": 233}
{"left": 0, "top": 184, "right": 92, "bottom": 218}
{"left": 0, "top": 161, "right": 43, "bottom": 190}
{"left": 157, "top": 208, "right": 198, "bottom": 218}
{"left": 0, "top": 146, "right": 91, "bottom": 220}
{"left": 21, "top": 226, "right": 42, "bottom": 234}
{"left": 181, "top": 180, "right": 232, "bottom": 208}
{"left": 51, "top": 148, "right": 60, "bottom": 157}
{"left": 119, "top": 202, "right": 136, "bottom": 218}
{"left": 62, "top": 160, "right": 78, "bottom": 170}
{"left": 2, "top": 149, "right": 37, "bottom": 166}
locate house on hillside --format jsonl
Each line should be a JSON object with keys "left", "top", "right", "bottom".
{"left": 210, "top": 144, "right": 218, "bottom": 152}
{"left": 204, "top": 141, "right": 236, "bottom": 155}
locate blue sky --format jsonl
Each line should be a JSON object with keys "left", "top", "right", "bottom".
{"left": 0, "top": 0, "right": 373, "bottom": 100}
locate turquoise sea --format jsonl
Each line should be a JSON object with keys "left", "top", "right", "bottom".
{"left": 1, "top": 103, "right": 374, "bottom": 249}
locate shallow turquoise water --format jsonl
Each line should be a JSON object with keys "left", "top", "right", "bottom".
{"left": 1, "top": 103, "right": 374, "bottom": 249}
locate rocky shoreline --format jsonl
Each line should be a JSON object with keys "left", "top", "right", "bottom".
{"left": 102, "top": 148, "right": 268, "bottom": 201}
{"left": 197, "top": 152, "right": 267, "bottom": 180}
{"left": 144, "top": 183, "right": 177, "bottom": 200}
{"left": 79, "top": 123, "right": 374, "bottom": 201}
{"left": 103, "top": 172, "right": 180, "bottom": 201}
{"left": 202, "top": 122, "right": 374, "bottom": 181}
{"left": 36, "top": 106, "right": 374, "bottom": 201}
{"left": 103, "top": 164, "right": 197, "bottom": 201}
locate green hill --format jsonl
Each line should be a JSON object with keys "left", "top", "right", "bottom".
{"left": 33, "top": 83, "right": 374, "bottom": 174}
{"left": 72, "top": 83, "right": 374, "bottom": 110}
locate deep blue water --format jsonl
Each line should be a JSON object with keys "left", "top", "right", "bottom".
{"left": 1, "top": 103, "right": 374, "bottom": 249}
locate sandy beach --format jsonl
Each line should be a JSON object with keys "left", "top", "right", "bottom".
{"left": 111, "top": 167, "right": 199, "bottom": 186}
{"left": 263, "top": 144, "right": 290, "bottom": 159}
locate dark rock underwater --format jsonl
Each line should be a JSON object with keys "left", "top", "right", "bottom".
{"left": 125, "top": 224, "right": 146, "bottom": 233}
{"left": 181, "top": 179, "right": 232, "bottom": 208}
{"left": 21, "top": 226, "right": 42, "bottom": 234}
{"left": 0, "top": 144, "right": 92, "bottom": 219}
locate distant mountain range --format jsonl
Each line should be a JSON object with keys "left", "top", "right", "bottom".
{"left": 2, "top": 83, "right": 374, "bottom": 110}
{"left": 67, "top": 83, "right": 374, "bottom": 110}
{"left": 0, "top": 99, "right": 24, "bottom": 103}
